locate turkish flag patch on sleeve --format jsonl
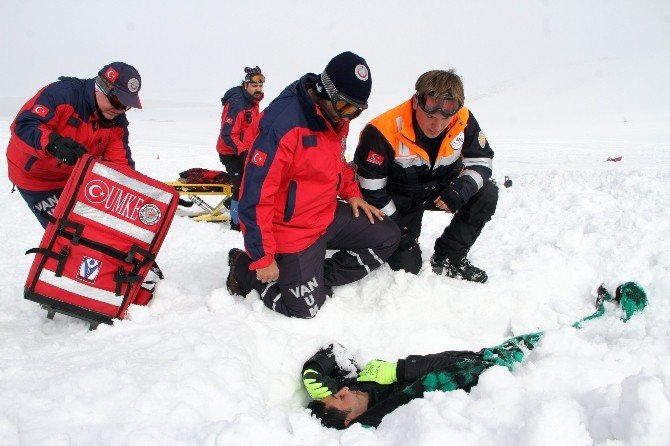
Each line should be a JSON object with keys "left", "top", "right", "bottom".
{"left": 250, "top": 150, "right": 267, "bottom": 167}
{"left": 31, "top": 104, "right": 49, "bottom": 117}
{"left": 366, "top": 150, "right": 384, "bottom": 166}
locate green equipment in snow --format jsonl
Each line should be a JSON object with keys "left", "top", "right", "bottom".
{"left": 573, "top": 281, "right": 647, "bottom": 328}
{"left": 614, "top": 282, "right": 648, "bottom": 321}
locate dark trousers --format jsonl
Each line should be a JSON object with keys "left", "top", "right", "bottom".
{"left": 17, "top": 187, "right": 63, "bottom": 229}
{"left": 234, "top": 202, "right": 400, "bottom": 318}
{"left": 218, "top": 153, "right": 246, "bottom": 201}
{"left": 387, "top": 180, "right": 498, "bottom": 273}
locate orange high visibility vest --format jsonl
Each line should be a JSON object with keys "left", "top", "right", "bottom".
{"left": 368, "top": 100, "right": 470, "bottom": 169}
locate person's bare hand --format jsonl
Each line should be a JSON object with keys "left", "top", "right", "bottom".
{"left": 256, "top": 260, "right": 279, "bottom": 282}
{"left": 348, "top": 197, "right": 385, "bottom": 224}
{"left": 434, "top": 196, "right": 453, "bottom": 212}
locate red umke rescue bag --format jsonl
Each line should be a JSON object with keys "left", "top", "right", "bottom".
{"left": 24, "top": 155, "right": 178, "bottom": 329}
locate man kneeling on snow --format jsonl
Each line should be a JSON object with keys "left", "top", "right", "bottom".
{"left": 226, "top": 51, "right": 400, "bottom": 318}
{"left": 303, "top": 283, "right": 647, "bottom": 429}
{"left": 354, "top": 69, "right": 497, "bottom": 282}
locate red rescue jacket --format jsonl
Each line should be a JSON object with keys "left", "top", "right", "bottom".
{"left": 239, "top": 74, "right": 361, "bottom": 270}
{"left": 6, "top": 77, "right": 134, "bottom": 191}
{"left": 215, "top": 86, "right": 261, "bottom": 156}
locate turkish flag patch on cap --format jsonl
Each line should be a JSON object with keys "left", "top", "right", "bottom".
{"left": 104, "top": 67, "right": 120, "bottom": 83}
{"left": 250, "top": 150, "right": 267, "bottom": 167}
{"left": 366, "top": 150, "right": 384, "bottom": 166}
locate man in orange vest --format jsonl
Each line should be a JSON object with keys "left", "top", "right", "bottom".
{"left": 354, "top": 70, "right": 497, "bottom": 282}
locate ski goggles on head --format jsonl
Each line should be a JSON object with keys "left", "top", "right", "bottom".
{"left": 246, "top": 74, "right": 265, "bottom": 84}
{"left": 321, "top": 71, "right": 368, "bottom": 119}
{"left": 417, "top": 93, "right": 461, "bottom": 118}
{"left": 95, "top": 76, "right": 131, "bottom": 111}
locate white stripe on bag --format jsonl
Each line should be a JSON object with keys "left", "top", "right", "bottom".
{"left": 92, "top": 164, "right": 173, "bottom": 204}
{"left": 39, "top": 268, "right": 122, "bottom": 307}
{"left": 73, "top": 202, "right": 155, "bottom": 244}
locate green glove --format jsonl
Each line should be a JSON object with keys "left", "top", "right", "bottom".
{"left": 302, "top": 368, "right": 337, "bottom": 399}
{"left": 357, "top": 360, "right": 398, "bottom": 385}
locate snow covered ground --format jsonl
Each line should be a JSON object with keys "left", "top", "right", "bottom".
{"left": 2, "top": 1, "right": 670, "bottom": 445}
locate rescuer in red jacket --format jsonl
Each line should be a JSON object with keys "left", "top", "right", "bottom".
{"left": 215, "top": 66, "right": 265, "bottom": 231}
{"left": 6, "top": 62, "right": 142, "bottom": 228}
{"left": 226, "top": 51, "right": 400, "bottom": 318}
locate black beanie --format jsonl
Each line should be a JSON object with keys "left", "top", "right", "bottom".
{"left": 314, "top": 51, "right": 371, "bottom": 104}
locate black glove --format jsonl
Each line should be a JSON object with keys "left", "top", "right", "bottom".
{"left": 47, "top": 133, "right": 87, "bottom": 166}
{"left": 397, "top": 227, "right": 418, "bottom": 251}
{"left": 439, "top": 187, "right": 464, "bottom": 213}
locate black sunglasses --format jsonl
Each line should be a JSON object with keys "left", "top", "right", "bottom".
{"left": 95, "top": 76, "right": 131, "bottom": 111}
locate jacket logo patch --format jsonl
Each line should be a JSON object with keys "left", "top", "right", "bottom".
{"left": 251, "top": 150, "right": 267, "bottom": 167}
{"left": 367, "top": 151, "right": 384, "bottom": 166}
{"left": 77, "top": 256, "right": 102, "bottom": 283}
{"left": 478, "top": 131, "right": 487, "bottom": 148}
{"left": 104, "top": 67, "right": 120, "bottom": 83}
{"left": 225, "top": 117, "right": 233, "bottom": 124}
{"left": 450, "top": 131, "right": 464, "bottom": 151}
{"left": 32, "top": 105, "right": 49, "bottom": 117}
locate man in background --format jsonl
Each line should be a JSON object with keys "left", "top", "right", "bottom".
{"left": 216, "top": 66, "right": 265, "bottom": 231}
{"left": 6, "top": 62, "right": 142, "bottom": 228}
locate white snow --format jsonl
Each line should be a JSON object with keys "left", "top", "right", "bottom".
{"left": 1, "top": 1, "right": 670, "bottom": 445}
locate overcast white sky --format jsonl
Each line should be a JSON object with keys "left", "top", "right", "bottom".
{"left": 1, "top": 0, "right": 669, "bottom": 141}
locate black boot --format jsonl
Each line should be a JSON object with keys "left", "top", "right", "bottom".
{"left": 430, "top": 254, "right": 488, "bottom": 283}
{"left": 226, "top": 248, "right": 248, "bottom": 295}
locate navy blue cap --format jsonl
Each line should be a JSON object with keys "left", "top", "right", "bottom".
{"left": 98, "top": 62, "right": 142, "bottom": 109}
{"left": 316, "top": 51, "right": 371, "bottom": 104}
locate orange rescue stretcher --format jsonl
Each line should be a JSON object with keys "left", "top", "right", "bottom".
{"left": 165, "top": 168, "right": 234, "bottom": 222}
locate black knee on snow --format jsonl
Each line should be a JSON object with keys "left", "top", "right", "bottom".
{"left": 387, "top": 246, "right": 422, "bottom": 274}
{"left": 375, "top": 218, "right": 402, "bottom": 257}
{"left": 462, "top": 180, "right": 499, "bottom": 223}
{"left": 478, "top": 180, "right": 499, "bottom": 215}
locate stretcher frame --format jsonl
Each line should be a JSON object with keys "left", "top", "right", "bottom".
{"left": 165, "top": 181, "right": 234, "bottom": 222}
